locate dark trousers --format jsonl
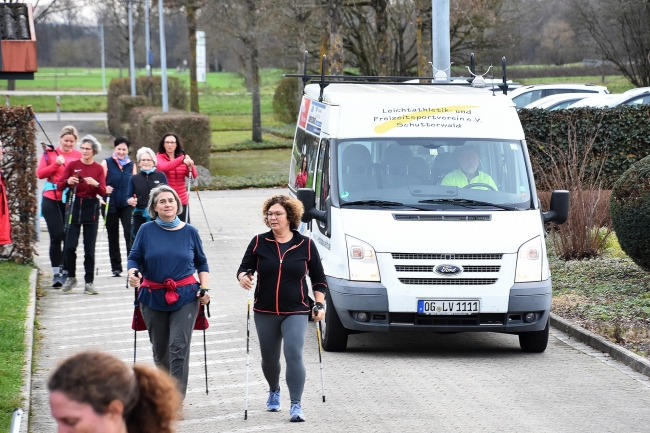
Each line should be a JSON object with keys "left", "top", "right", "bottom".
{"left": 131, "top": 209, "right": 148, "bottom": 241}
{"left": 42, "top": 197, "right": 66, "bottom": 268}
{"left": 141, "top": 300, "right": 198, "bottom": 398}
{"left": 106, "top": 205, "right": 133, "bottom": 272}
{"left": 63, "top": 222, "right": 98, "bottom": 283}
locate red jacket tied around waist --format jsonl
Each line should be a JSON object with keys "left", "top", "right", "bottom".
{"left": 141, "top": 275, "right": 199, "bottom": 305}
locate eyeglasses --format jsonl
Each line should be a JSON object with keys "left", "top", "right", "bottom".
{"left": 266, "top": 212, "right": 286, "bottom": 218}
{"left": 140, "top": 158, "right": 153, "bottom": 162}
{"left": 80, "top": 147, "right": 93, "bottom": 151}
{"left": 164, "top": 141, "right": 177, "bottom": 145}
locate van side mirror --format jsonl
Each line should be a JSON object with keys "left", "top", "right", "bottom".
{"left": 542, "top": 190, "right": 569, "bottom": 224}
{"left": 297, "top": 188, "right": 327, "bottom": 223}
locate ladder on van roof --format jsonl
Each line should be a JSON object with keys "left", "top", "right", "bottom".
{"left": 284, "top": 52, "right": 512, "bottom": 102}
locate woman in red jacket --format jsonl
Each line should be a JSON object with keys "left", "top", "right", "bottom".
{"left": 36, "top": 126, "right": 82, "bottom": 287}
{"left": 155, "top": 133, "right": 197, "bottom": 223}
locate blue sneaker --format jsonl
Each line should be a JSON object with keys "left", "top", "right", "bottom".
{"left": 266, "top": 389, "right": 281, "bottom": 412}
{"left": 289, "top": 402, "right": 305, "bottom": 422}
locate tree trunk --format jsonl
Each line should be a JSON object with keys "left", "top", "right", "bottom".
{"left": 246, "top": 0, "right": 262, "bottom": 143}
{"left": 186, "top": 2, "right": 200, "bottom": 113}
{"left": 7, "top": 80, "right": 15, "bottom": 91}
{"left": 374, "top": 0, "right": 389, "bottom": 76}
{"left": 329, "top": 0, "right": 344, "bottom": 75}
{"left": 416, "top": 0, "right": 432, "bottom": 79}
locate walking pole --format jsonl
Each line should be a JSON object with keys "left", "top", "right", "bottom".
{"left": 200, "top": 288, "right": 211, "bottom": 395}
{"left": 95, "top": 195, "right": 110, "bottom": 275}
{"left": 316, "top": 321, "right": 326, "bottom": 402}
{"left": 190, "top": 171, "right": 215, "bottom": 241}
{"left": 132, "top": 270, "right": 140, "bottom": 364}
{"left": 185, "top": 172, "right": 191, "bottom": 223}
{"left": 244, "top": 271, "right": 253, "bottom": 420}
{"left": 28, "top": 105, "right": 58, "bottom": 151}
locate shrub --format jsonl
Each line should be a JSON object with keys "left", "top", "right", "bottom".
{"left": 610, "top": 155, "right": 650, "bottom": 271}
{"left": 108, "top": 76, "right": 188, "bottom": 136}
{"left": 520, "top": 105, "right": 650, "bottom": 188}
{"left": 530, "top": 112, "right": 611, "bottom": 259}
{"left": 118, "top": 95, "right": 149, "bottom": 122}
{"left": 0, "top": 106, "right": 38, "bottom": 263}
{"left": 272, "top": 77, "right": 300, "bottom": 124}
{"left": 129, "top": 107, "right": 211, "bottom": 169}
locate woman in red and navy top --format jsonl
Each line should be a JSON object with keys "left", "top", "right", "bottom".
{"left": 237, "top": 194, "right": 327, "bottom": 423}
{"left": 155, "top": 132, "right": 197, "bottom": 223}
{"left": 36, "top": 125, "right": 82, "bottom": 287}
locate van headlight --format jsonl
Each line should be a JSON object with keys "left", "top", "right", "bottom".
{"left": 346, "top": 235, "right": 380, "bottom": 282}
{"left": 515, "top": 236, "right": 542, "bottom": 283}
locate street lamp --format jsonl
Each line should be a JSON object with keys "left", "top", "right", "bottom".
{"left": 159, "top": 0, "right": 168, "bottom": 112}
{"left": 123, "top": 0, "right": 136, "bottom": 97}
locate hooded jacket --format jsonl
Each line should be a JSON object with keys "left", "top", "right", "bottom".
{"left": 238, "top": 230, "right": 328, "bottom": 315}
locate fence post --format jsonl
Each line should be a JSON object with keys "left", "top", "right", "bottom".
{"left": 5, "top": 95, "right": 9, "bottom": 107}
{"left": 56, "top": 95, "right": 61, "bottom": 121}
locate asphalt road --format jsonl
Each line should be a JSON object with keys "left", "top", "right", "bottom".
{"left": 27, "top": 116, "right": 650, "bottom": 432}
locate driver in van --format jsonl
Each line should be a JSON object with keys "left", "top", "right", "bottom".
{"left": 441, "top": 145, "right": 498, "bottom": 190}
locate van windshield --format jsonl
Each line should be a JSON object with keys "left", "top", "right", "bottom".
{"left": 336, "top": 138, "right": 532, "bottom": 210}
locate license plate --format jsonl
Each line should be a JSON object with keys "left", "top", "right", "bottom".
{"left": 417, "top": 300, "right": 480, "bottom": 315}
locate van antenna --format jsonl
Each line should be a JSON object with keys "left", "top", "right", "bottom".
{"left": 318, "top": 55, "right": 329, "bottom": 102}
{"left": 501, "top": 57, "right": 509, "bottom": 95}
{"left": 465, "top": 64, "right": 492, "bottom": 88}
{"left": 301, "top": 50, "right": 309, "bottom": 94}
{"left": 491, "top": 64, "right": 495, "bottom": 96}
{"left": 470, "top": 53, "right": 476, "bottom": 75}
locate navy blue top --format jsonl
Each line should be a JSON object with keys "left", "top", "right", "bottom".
{"left": 105, "top": 157, "right": 134, "bottom": 211}
{"left": 127, "top": 221, "right": 209, "bottom": 311}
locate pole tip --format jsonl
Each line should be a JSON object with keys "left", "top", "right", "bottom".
{"left": 244, "top": 410, "right": 248, "bottom": 420}
{"left": 323, "top": 396, "right": 326, "bottom": 402}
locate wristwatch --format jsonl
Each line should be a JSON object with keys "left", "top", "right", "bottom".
{"left": 313, "top": 302, "right": 325, "bottom": 313}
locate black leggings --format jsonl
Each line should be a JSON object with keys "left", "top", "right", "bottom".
{"left": 42, "top": 197, "right": 66, "bottom": 268}
{"left": 106, "top": 205, "right": 133, "bottom": 272}
{"left": 63, "top": 222, "right": 98, "bottom": 283}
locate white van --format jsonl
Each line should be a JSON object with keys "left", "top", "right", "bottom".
{"left": 288, "top": 80, "right": 569, "bottom": 353}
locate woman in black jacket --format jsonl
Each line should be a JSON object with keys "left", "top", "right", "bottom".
{"left": 127, "top": 147, "right": 168, "bottom": 241}
{"left": 237, "top": 194, "right": 327, "bottom": 423}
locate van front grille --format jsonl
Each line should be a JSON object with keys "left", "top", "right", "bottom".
{"left": 393, "top": 214, "right": 491, "bottom": 221}
{"left": 395, "top": 265, "right": 500, "bottom": 273}
{"left": 399, "top": 278, "right": 497, "bottom": 285}
{"left": 392, "top": 253, "right": 503, "bottom": 260}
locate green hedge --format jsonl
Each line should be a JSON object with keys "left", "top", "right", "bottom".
{"left": 108, "top": 76, "right": 188, "bottom": 137}
{"left": 129, "top": 107, "right": 212, "bottom": 168}
{"left": 520, "top": 106, "right": 650, "bottom": 188}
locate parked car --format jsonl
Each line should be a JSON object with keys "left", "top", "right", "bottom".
{"left": 568, "top": 87, "right": 650, "bottom": 108}
{"left": 522, "top": 93, "right": 595, "bottom": 110}
{"left": 508, "top": 84, "right": 609, "bottom": 109}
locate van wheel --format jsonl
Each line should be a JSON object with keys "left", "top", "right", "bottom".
{"left": 321, "top": 292, "right": 348, "bottom": 352}
{"left": 519, "top": 319, "right": 549, "bottom": 353}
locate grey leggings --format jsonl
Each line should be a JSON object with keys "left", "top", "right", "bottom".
{"left": 254, "top": 312, "right": 308, "bottom": 403}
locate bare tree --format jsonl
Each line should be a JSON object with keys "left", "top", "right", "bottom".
{"left": 32, "top": 0, "right": 92, "bottom": 23}
{"left": 329, "top": 0, "right": 344, "bottom": 75}
{"left": 167, "top": 0, "right": 203, "bottom": 113}
{"left": 96, "top": 0, "right": 145, "bottom": 78}
{"left": 415, "top": 0, "right": 432, "bottom": 77}
{"left": 570, "top": 0, "right": 650, "bottom": 87}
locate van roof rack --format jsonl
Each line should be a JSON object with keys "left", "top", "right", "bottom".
{"left": 284, "top": 52, "right": 511, "bottom": 102}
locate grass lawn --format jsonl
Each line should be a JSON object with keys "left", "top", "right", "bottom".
{"left": 209, "top": 148, "right": 291, "bottom": 189}
{"left": 212, "top": 131, "right": 292, "bottom": 152}
{"left": 0, "top": 262, "right": 32, "bottom": 431}
{"left": 550, "top": 233, "right": 650, "bottom": 359}
{"left": 211, "top": 114, "right": 285, "bottom": 131}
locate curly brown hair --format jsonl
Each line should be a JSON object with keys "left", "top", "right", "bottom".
{"left": 48, "top": 351, "right": 180, "bottom": 433}
{"left": 262, "top": 194, "right": 304, "bottom": 231}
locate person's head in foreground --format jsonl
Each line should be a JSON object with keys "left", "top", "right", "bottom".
{"left": 48, "top": 351, "right": 180, "bottom": 433}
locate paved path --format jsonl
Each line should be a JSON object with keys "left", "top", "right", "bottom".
{"left": 29, "top": 187, "right": 650, "bottom": 432}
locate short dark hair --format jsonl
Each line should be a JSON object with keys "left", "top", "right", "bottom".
{"left": 114, "top": 136, "right": 131, "bottom": 147}
{"left": 157, "top": 132, "right": 183, "bottom": 157}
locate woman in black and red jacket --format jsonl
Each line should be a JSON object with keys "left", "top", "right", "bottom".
{"left": 237, "top": 194, "right": 327, "bottom": 423}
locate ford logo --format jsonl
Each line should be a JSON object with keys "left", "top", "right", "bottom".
{"left": 434, "top": 264, "right": 463, "bottom": 276}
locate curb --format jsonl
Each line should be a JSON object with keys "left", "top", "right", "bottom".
{"left": 550, "top": 312, "right": 650, "bottom": 378}
{"left": 20, "top": 269, "right": 37, "bottom": 433}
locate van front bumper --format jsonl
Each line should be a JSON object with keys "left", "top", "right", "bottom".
{"left": 327, "top": 276, "right": 551, "bottom": 334}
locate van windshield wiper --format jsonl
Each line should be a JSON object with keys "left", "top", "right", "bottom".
{"left": 418, "top": 198, "right": 520, "bottom": 211}
{"left": 341, "top": 200, "right": 428, "bottom": 210}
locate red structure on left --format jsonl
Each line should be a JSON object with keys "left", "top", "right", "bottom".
{"left": 0, "top": 2, "right": 37, "bottom": 80}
